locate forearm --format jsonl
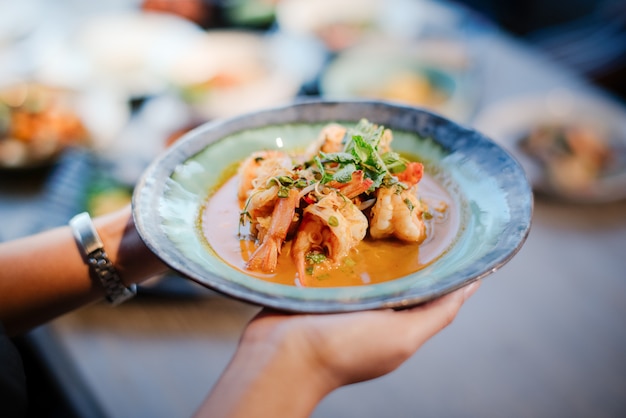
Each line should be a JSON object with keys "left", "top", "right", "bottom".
{"left": 0, "top": 206, "right": 167, "bottom": 336}
{"left": 195, "top": 326, "right": 336, "bottom": 418}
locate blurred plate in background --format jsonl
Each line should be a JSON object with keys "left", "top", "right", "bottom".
{"left": 319, "top": 38, "right": 478, "bottom": 123}
{"left": 166, "top": 30, "right": 307, "bottom": 120}
{"left": 275, "top": 0, "right": 458, "bottom": 51}
{"left": 70, "top": 11, "right": 205, "bottom": 98}
{"left": 474, "top": 89, "right": 626, "bottom": 203}
{"left": 0, "top": 82, "right": 91, "bottom": 169}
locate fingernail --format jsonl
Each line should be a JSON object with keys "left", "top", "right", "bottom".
{"left": 463, "top": 280, "right": 481, "bottom": 299}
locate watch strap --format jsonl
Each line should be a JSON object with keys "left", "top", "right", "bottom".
{"left": 70, "top": 212, "right": 136, "bottom": 305}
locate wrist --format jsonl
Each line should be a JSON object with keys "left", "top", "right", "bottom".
{"left": 240, "top": 322, "right": 340, "bottom": 400}
{"left": 197, "top": 317, "right": 338, "bottom": 418}
{"left": 92, "top": 206, "right": 167, "bottom": 286}
{"left": 70, "top": 212, "right": 137, "bottom": 305}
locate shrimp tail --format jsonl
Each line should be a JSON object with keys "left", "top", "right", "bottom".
{"left": 246, "top": 237, "right": 281, "bottom": 273}
{"left": 291, "top": 217, "right": 321, "bottom": 287}
{"left": 246, "top": 188, "right": 299, "bottom": 273}
{"left": 294, "top": 249, "right": 309, "bottom": 287}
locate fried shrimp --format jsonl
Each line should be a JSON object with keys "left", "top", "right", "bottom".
{"left": 292, "top": 191, "right": 368, "bottom": 284}
{"left": 246, "top": 188, "right": 299, "bottom": 273}
{"left": 237, "top": 150, "right": 292, "bottom": 201}
{"left": 369, "top": 185, "right": 426, "bottom": 243}
{"left": 326, "top": 170, "right": 374, "bottom": 199}
{"left": 303, "top": 123, "right": 347, "bottom": 160}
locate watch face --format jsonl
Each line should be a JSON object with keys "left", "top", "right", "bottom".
{"left": 70, "top": 212, "right": 104, "bottom": 254}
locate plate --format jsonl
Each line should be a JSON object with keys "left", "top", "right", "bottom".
{"left": 69, "top": 12, "right": 205, "bottom": 98}
{"left": 473, "top": 89, "right": 626, "bottom": 203}
{"left": 319, "top": 38, "right": 478, "bottom": 123}
{"left": 275, "top": 0, "right": 460, "bottom": 52}
{"left": 167, "top": 30, "right": 305, "bottom": 120}
{"left": 0, "top": 82, "right": 91, "bottom": 170}
{"left": 133, "top": 100, "right": 532, "bottom": 312}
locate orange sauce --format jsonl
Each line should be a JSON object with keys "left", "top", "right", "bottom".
{"left": 201, "top": 173, "right": 459, "bottom": 287}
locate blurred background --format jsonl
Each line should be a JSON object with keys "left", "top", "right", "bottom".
{"left": 1, "top": 1, "right": 625, "bottom": 417}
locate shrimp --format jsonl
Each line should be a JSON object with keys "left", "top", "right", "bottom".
{"left": 292, "top": 191, "right": 368, "bottom": 284}
{"left": 379, "top": 128, "right": 393, "bottom": 154}
{"left": 326, "top": 170, "right": 374, "bottom": 199}
{"left": 303, "top": 123, "right": 347, "bottom": 160}
{"left": 237, "top": 150, "right": 292, "bottom": 201}
{"left": 246, "top": 188, "right": 300, "bottom": 273}
{"left": 239, "top": 151, "right": 296, "bottom": 230}
{"left": 369, "top": 184, "right": 426, "bottom": 242}
{"left": 244, "top": 184, "right": 280, "bottom": 223}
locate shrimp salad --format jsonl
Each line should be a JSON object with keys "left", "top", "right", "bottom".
{"left": 236, "top": 119, "right": 439, "bottom": 286}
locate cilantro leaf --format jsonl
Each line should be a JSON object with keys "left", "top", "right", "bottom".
{"left": 320, "top": 151, "right": 357, "bottom": 165}
{"left": 332, "top": 162, "right": 357, "bottom": 183}
{"left": 314, "top": 155, "right": 333, "bottom": 184}
{"left": 345, "top": 119, "right": 385, "bottom": 152}
{"left": 382, "top": 151, "right": 408, "bottom": 174}
{"left": 350, "top": 134, "right": 387, "bottom": 188}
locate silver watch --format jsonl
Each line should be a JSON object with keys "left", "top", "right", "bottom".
{"left": 69, "top": 212, "right": 137, "bottom": 305}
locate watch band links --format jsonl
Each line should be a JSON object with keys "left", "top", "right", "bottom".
{"left": 70, "top": 212, "right": 137, "bottom": 306}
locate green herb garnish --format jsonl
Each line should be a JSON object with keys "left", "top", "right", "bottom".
{"left": 306, "top": 252, "right": 327, "bottom": 264}
{"left": 404, "top": 198, "right": 415, "bottom": 212}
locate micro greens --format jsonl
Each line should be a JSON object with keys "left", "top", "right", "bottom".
{"left": 311, "top": 118, "right": 411, "bottom": 190}
{"left": 306, "top": 252, "right": 327, "bottom": 264}
{"left": 277, "top": 186, "right": 290, "bottom": 198}
{"left": 382, "top": 151, "right": 408, "bottom": 174}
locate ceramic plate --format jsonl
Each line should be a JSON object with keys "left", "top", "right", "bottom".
{"left": 0, "top": 82, "right": 92, "bottom": 170}
{"left": 133, "top": 100, "right": 531, "bottom": 312}
{"left": 474, "top": 90, "right": 626, "bottom": 203}
{"left": 319, "top": 38, "right": 478, "bottom": 123}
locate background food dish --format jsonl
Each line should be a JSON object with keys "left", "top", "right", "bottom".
{"left": 275, "top": 0, "right": 463, "bottom": 51}
{"left": 0, "top": 82, "right": 90, "bottom": 169}
{"left": 473, "top": 89, "right": 626, "bottom": 203}
{"left": 167, "top": 30, "right": 306, "bottom": 120}
{"left": 319, "top": 38, "right": 478, "bottom": 123}
{"left": 133, "top": 100, "right": 532, "bottom": 312}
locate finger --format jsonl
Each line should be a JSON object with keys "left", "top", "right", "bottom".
{"left": 395, "top": 280, "right": 481, "bottom": 347}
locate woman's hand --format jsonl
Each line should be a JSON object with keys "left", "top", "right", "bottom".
{"left": 196, "top": 280, "right": 480, "bottom": 418}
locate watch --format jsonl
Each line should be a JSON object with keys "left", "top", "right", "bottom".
{"left": 69, "top": 212, "right": 137, "bottom": 305}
